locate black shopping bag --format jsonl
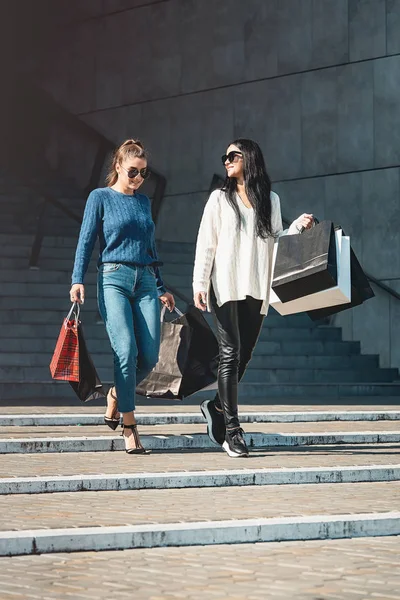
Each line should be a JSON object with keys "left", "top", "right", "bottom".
{"left": 136, "top": 308, "right": 192, "bottom": 399}
{"left": 136, "top": 305, "right": 218, "bottom": 400}
{"left": 307, "top": 246, "right": 374, "bottom": 321}
{"left": 272, "top": 220, "right": 337, "bottom": 303}
{"left": 69, "top": 322, "right": 106, "bottom": 402}
{"left": 179, "top": 304, "right": 219, "bottom": 398}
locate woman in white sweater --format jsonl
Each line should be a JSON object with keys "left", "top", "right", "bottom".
{"left": 193, "top": 138, "right": 313, "bottom": 458}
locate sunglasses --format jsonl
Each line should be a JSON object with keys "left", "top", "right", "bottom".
{"left": 121, "top": 165, "right": 150, "bottom": 180}
{"left": 221, "top": 151, "right": 243, "bottom": 165}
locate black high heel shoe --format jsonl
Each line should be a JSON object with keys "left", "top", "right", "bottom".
{"left": 104, "top": 387, "right": 120, "bottom": 431}
{"left": 122, "top": 423, "right": 151, "bottom": 455}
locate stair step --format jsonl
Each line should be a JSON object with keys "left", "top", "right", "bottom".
{"left": 1, "top": 381, "right": 399, "bottom": 399}
{"left": 0, "top": 216, "right": 80, "bottom": 235}
{"left": 0, "top": 324, "right": 357, "bottom": 355}
{"left": 0, "top": 269, "right": 97, "bottom": 285}
{"left": 1, "top": 246, "right": 76, "bottom": 260}
{"left": 2, "top": 464, "right": 399, "bottom": 495}
{"left": 2, "top": 409, "right": 400, "bottom": 426}
{"left": 0, "top": 260, "right": 190, "bottom": 276}
{"left": 158, "top": 252, "right": 195, "bottom": 265}
{"left": 0, "top": 337, "right": 111, "bottom": 353}
{"left": 0, "top": 282, "right": 193, "bottom": 298}
{"left": 0, "top": 234, "right": 77, "bottom": 248}
{"left": 2, "top": 366, "right": 397, "bottom": 383}
{"left": 1, "top": 365, "right": 397, "bottom": 383}
{"left": 258, "top": 327, "right": 341, "bottom": 341}
{"left": 255, "top": 341, "right": 361, "bottom": 355}
{"left": 1, "top": 427, "right": 400, "bottom": 452}
{"left": 0, "top": 301, "right": 317, "bottom": 331}
{"left": 0, "top": 257, "right": 96, "bottom": 271}
{"left": 0, "top": 351, "right": 378, "bottom": 370}
{"left": 0, "top": 313, "right": 338, "bottom": 341}
{"left": 0, "top": 297, "right": 99, "bottom": 311}
{"left": 249, "top": 355, "right": 379, "bottom": 369}
{"left": 156, "top": 240, "right": 195, "bottom": 253}
{"left": 242, "top": 368, "right": 398, "bottom": 384}
{"left": 0, "top": 330, "right": 359, "bottom": 358}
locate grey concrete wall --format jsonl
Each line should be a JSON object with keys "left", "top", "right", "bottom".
{"left": 37, "top": 0, "right": 400, "bottom": 369}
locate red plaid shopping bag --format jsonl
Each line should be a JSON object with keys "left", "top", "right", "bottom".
{"left": 50, "top": 303, "right": 80, "bottom": 382}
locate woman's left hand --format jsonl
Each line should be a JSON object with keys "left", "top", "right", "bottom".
{"left": 295, "top": 213, "right": 314, "bottom": 232}
{"left": 159, "top": 292, "right": 175, "bottom": 312}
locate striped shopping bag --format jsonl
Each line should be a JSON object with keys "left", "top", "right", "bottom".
{"left": 50, "top": 303, "right": 80, "bottom": 382}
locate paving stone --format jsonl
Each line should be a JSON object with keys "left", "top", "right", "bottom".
{"left": 1, "top": 427, "right": 400, "bottom": 455}
{"left": 0, "top": 537, "right": 399, "bottom": 599}
{"left": 2, "top": 409, "right": 400, "bottom": 427}
{"left": 3, "top": 464, "right": 399, "bottom": 495}
{"left": 1, "top": 420, "right": 400, "bottom": 440}
{"left": 0, "top": 481, "right": 398, "bottom": 531}
{"left": 0, "top": 444, "right": 399, "bottom": 478}
{"left": 2, "top": 400, "right": 400, "bottom": 414}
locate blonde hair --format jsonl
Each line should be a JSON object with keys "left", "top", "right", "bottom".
{"left": 106, "top": 139, "right": 147, "bottom": 187}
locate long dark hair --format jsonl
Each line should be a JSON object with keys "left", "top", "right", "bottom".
{"left": 222, "top": 138, "right": 274, "bottom": 239}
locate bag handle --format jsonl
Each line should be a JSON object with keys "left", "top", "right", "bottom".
{"left": 65, "top": 302, "right": 80, "bottom": 328}
{"left": 298, "top": 216, "right": 319, "bottom": 234}
{"left": 160, "top": 305, "right": 184, "bottom": 322}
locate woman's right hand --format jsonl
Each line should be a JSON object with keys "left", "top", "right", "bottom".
{"left": 70, "top": 284, "right": 85, "bottom": 305}
{"left": 194, "top": 291, "right": 207, "bottom": 312}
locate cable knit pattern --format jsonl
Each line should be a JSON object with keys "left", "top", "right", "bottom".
{"left": 193, "top": 189, "right": 299, "bottom": 315}
{"left": 71, "top": 187, "right": 166, "bottom": 295}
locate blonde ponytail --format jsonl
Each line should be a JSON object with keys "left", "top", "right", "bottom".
{"left": 106, "top": 139, "right": 147, "bottom": 186}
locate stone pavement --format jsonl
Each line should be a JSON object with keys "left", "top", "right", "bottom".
{"left": 0, "top": 401, "right": 399, "bottom": 598}
{"left": 1, "top": 444, "right": 399, "bottom": 478}
{"left": 2, "top": 401, "right": 400, "bottom": 414}
{"left": 3, "top": 420, "right": 400, "bottom": 438}
{"left": 0, "top": 537, "right": 399, "bottom": 599}
{"left": 0, "top": 481, "right": 399, "bottom": 531}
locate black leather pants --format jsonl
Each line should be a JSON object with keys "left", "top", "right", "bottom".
{"left": 210, "top": 286, "right": 264, "bottom": 430}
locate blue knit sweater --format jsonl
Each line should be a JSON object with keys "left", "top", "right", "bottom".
{"left": 71, "top": 187, "right": 166, "bottom": 295}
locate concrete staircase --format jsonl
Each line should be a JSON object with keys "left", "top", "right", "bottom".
{"left": 1, "top": 96, "right": 399, "bottom": 594}
{"left": 0, "top": 233, "right": 400, "bottom": 403}
{"left": 0, "top": 403, "right": 400, "bottom": 562}
{"left": 1, "top": 174, "right": 400, "bottom": 589}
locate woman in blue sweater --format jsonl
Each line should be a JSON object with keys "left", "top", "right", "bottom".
{"left": 70, "top": 139, "right": 175, "bottom": 454}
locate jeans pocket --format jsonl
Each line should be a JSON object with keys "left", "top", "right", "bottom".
{"left": 99, "top": 263, "right": 121, "bottom": 274}
{"left": 148, "top": 266, "right": 156, "bottom": 276}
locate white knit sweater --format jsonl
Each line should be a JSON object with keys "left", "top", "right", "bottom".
{"left": 192, "top": 189, "right": 299, "bottom": 315}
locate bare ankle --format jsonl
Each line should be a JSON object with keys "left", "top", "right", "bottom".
{"left": 122, "top": 412, "right": 136, "bottom": 427}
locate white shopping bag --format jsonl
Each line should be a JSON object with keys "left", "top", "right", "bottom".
{"left": 270, "top": 229, "right": 351, "bottom": 315}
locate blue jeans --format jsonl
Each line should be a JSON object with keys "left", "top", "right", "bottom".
{"left": 97, "top": 264, "right": 161, "bottom": 413}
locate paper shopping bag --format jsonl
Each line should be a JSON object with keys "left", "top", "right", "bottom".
{"left": 307, "top": 245, "right": 374, "bottom": 321}
{"left": 136, "top": 305, "right": 218, "bottom": 400}
{"left": 49, "top": 303, "right": 80, "bottom": 382}
{"left": 270, "top": 230, "right": 351, "bottom": 315}
{"left": 272, "top": 220, "right": 337, "bottom": 303}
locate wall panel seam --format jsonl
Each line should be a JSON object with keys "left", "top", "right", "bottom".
{"left": 75, "top": 52, "right": 400, "bottom": 117}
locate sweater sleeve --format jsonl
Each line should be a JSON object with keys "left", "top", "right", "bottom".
{"left": 272, "top": 192, "right": 301, "bottom": 237}
{"left": 151, "top": 236, "right": 167, "bottom": 297}
{"left": 193, "top": 191, "right": 220, "bottom": 294}
{"left": 71, "top": 190, "right": 102, "bottom": 285}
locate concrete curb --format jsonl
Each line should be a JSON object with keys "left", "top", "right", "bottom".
{"left": 1, "top": 431, "right": 400, "bottom": 453}
{"left": 1, "top": 410, "right": 400, "bottom": 427}
{"left": 1, "top": 512, "right": 399, "bottom": 556}
{"left": 1, "top": 465, "right": 399, "bottom": 495}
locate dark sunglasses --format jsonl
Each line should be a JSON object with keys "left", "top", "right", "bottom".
{"left": 121, "top": 165, "right": 150, "bottom": 180}
{"left": 221, "top": 151, "right": 243, "bottom": 165}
